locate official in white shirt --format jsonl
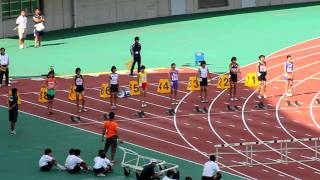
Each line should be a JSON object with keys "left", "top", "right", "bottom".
{"left": 202, "top": 155, "right": 221, "bottom": 180}
{"left": 0, "top": 48, "right": 10, "bottom": 87}
{"left": 93, "top": 150, "right": 112, "bottom": 176}
{"left": 39, "top": 148, "right": 65, "bottom": 171}
{"left": 65, "top": 149, "right": 90, "bottom": 174}
{"left": 16, "top": 10, "right": 27, "bottom": 49}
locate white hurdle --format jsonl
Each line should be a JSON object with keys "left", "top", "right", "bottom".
{"left": 213, "top": 137, "right": 320, "bottom": 167}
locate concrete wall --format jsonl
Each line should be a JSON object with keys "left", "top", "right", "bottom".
{"left": 0, "top": 0, "right": 319, "bottom": 38}
{"left": 186, "top": 0, "right": 320, "bottom": 13}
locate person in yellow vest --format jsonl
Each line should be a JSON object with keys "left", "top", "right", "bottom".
{"left": 42, "top": 71, "right": 56, "bottom": 115}
{"left": 138, "top": 65, "right": 147, "bottom": 108}
{"left": 229, "top": 57, "right": 241, "bottom": 101}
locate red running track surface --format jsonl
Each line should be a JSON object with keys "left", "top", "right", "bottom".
{"left": 1, "top": 38, "right": 320, "bottom": 179}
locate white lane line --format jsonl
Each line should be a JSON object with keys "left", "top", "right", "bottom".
{"left": 308, "top": 124, "right": 314, "bottom": 127}
{"left": 225, "top": 134, "right": 231, "bottom": 137}
{"left": 233, "top": 115, "right": 240, "bottom": 118}
{"left": 294, "top": 110, "right": 302, "bottom": 114}
{"left": 290, "top": 130, "right": 296, "bottom": 133}
{"left": 206, "top": 141, "right": 213, "bottom": 144}
{"left": 273, "top": 86, "right": 280, "bottom": 90}
{"left": 261, "top": 122, "right": 268, "bottom": 125}
{"left": 202, "top": 117, "right": 207, "bottom": 120}
{"left": 228, "top": 124, "right": 235, "bottom": 128}
{"left": 297, "top": 167, "right": 304, "bottom": 170}
{"left": 184, "top": 123, "right": 190, "bottom": 126}
{"left": 264, "top": 113, "right": 271, "bottom": 116}
{"left": 198, "top": 126, "right": 204, "bottom": 130}
{"left": 12, "top": 99, "right": 196, "bottom": 151}
{"left": 309, "top": 90, "right": 320, "bottom": 128}
{"left": 272, "top": 136, "right": 279, "bottom": 139}
{"left": 192, "top": 137, "right": 199, "bottom": 140}
{"left": 216, "top": 121, "right": 222, "bottom": 124}
{"left": 244, "top": 60, "right": 320, "bottom": 173}
{"left": 31, "top": 93, "right": 178, "bottom": 134}
{"left": 257, "top": 132, "right": 264, "bottom": 135}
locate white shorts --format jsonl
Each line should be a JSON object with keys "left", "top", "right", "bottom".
{"left": 18, "top": 28, "right": 26, "bottom": 39}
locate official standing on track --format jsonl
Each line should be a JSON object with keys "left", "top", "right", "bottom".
{"left": 8, "top": 88, "right": 19, "bottom": 135}
{"left": 202, "top": 155, "right": 221, "bottom": 180}
{"left": 130, "top": 36, "right": 142, "bottom": 77}
{"left": 16, "top": 10, "right": 27, "bottom": 49}
{"left": 0, "top": 48, "right": 10, "bottom": 87}
{"left": 101, "top": 112, "right": 119, "bottom": 163}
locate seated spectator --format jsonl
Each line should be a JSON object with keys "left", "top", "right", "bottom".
{"left": 185, "top": 177, "right": 192, "bottom": 180}
{"left": 202, "top": 155, "right": 221, "bottom": 180}
{"left": 65, "top": 148, "right": 90, "bottom": 173}
{"left": 93, "top": 149, "right": 112, "bottom": 176}
{"left": 162, "top": 170, "right": 175, "bottom": 180}
{"left": 139, "top": 159, "right": 162, "bottom": 180}
{"left": 39, "top": 148, "right": 65, "bottom": 171}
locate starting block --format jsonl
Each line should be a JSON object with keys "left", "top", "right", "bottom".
{"left": 257, "top": 102, "right": 267, "bottom": 110}
{"left": 227, "top": 105, "right": 241, "bottom": 111}
{"left": 234, "top": 106, "right": 241, "bottom": 111}
{"left": 227, "top": 105, "right": 235, "bottom": 111}
{"left": 287, "top": 100, "right": 301, "bottom": 107}
{"left": 100, "top": 113, "right": 109, "bottom": 120}
{"left": 295, "top": 101, "right": 301, "bottom": 106}
{"left": 316, "top": 99, "right": 320, "bottom": 104}
{"left": 135, "top": 111, "right": 145, "bottom": 118}
{"left": 167, "top": 108, "right": 175, "bottom": 116}
{"left": 70, "top": 116, "right": 81, "bottom": 122}
{"left": 195, "top": 105, "right": 208, "bottom": 113}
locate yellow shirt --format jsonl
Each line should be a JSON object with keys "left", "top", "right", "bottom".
{"left": 138, "top": 72, "right": 147, "bottom": 85}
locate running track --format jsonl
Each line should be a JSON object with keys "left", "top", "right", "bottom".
{"left": 1, "top": 38, "right": 320, "bottom": 179}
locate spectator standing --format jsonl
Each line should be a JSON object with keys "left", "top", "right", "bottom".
{"left": 202, "top": 155, "right": 221, "bottom": 180}
{"left": 16, "top": 10, "right": 27, "bottom": 49}
{"left": 130, "top": 36, "right": 142, "bottom": 76}
{"left": 101, "top": 112, "right": 119, "bottom": 163}
{"left": 0, "top": 48, "right": 10, "bottom": 87}
{"left": 33, "top": 8, "right": 45, "bottom": 48}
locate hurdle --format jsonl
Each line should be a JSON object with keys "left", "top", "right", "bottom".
{"left": 213, "top": 137, "right": 320, "bottom": 167}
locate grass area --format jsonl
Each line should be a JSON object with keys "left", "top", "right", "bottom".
{"left": 0, "top": 106, "right": 243, "bottom": 180}
{"left": 1, "top": 3, "right": 320, "bottom": 77}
